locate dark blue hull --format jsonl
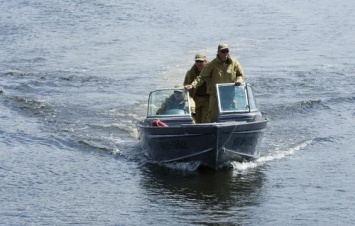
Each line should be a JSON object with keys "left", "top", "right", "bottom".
{"left": 138, "top": 119, "right": 267, "bottom": 169}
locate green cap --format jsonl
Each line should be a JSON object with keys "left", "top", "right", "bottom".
{"left": 218, "top": 43, "right": 229, "bottom": 51}
{"left": 195, "top": 53, "right": 206, "bottom": 61}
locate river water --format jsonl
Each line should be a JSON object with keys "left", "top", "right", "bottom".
{"left": 1, "top": 0, "right": 354, "bottom": 225}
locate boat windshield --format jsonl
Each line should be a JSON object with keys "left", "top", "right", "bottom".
{"left": 147, "top": 89, "right": 191, "bottom": 117}
{"left": 217, "top": 83, "right": 258, "bottom": 112}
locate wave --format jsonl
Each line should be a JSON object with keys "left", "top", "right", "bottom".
{"left": 2, "top": 70, "right": 35, "bottom": 77}
{"left": 230, "top": 139, "right": 313, "bottom": 172}
{"left": 326, "top": 95, "right": 355, "bottom": 105}
{"left": 159, "top": 161, "right": 202, "bottom": 172}
{"left": 263, "top": 99, "right": 331, "bottom": 119}
{"left": 4, "top": 95, "right": 55, "bottom": 118}
{"left": 77, "top": 138, "right": 122, "bottom": 155}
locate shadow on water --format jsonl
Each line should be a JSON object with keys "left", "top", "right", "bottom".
{"left": 139, "top": 163, "right": 265, "bottom": 209}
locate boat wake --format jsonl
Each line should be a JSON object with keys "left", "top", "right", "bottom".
{"left": 231, "top": 139, "right": 313, "bottom": 172}
{"left": 159, "top": 161, "right": 202, "bottom": 172}
{"left": 258, "top": 139, "right": 312, "bottom": 162}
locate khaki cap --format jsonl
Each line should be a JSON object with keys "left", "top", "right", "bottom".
{"left": 218, "top": 43, "right": 229, "bottom": 51}
{"left": 194, "top": 53, "right": 206, "bottom": 61}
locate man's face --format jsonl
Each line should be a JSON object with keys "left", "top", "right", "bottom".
{"left": 174, "top": 91, "right": 185, "bottom": 101}
{"left": 195, "top": 60, "right": 206, "bottom": 71}
{"left": 218, "top": 48, "right": 229, "bottom": 61}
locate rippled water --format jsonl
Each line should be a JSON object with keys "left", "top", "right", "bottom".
{"left": 1, "top": 0, "right": 354, "bottom": 225}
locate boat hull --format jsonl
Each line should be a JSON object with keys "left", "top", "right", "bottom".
{"left": 138, "top": 119, "right": 267, "bottom": 169}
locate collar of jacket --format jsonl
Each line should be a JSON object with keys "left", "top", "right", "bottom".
{"left": 215, "top": 55, "right": 232, "bottom": 64}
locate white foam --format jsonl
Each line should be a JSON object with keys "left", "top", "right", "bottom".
{"left": 232, "top": 139, "right": 313, "bottom": 172}
{"left": 162, "top": 161, "right": 201, "bottom": 171}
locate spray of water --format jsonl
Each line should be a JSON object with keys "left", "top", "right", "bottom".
{"left": 231, "top": 139, "right": 313, "bottom": 172}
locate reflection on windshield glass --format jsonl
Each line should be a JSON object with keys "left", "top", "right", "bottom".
{"left": 218, "top": 85, "right": 248, "bottom": 112}
{"left": 148, "top": 90, "right": 190, "bottom": 116}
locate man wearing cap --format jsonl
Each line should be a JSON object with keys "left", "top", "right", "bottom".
{"left": 156, "top": 90, "right": 187, "bottom": 115}
{"left": 185, "top": 43, "right": 244, "bottom": 122}
{"left": 183, "top": 53, "right": 209, "bottom": 123}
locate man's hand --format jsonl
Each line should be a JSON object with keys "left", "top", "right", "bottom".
{"left": 234, "top": 77, "right": 243, "bottom": 86}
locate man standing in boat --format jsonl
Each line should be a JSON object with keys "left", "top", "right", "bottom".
{"left": 184, "top": 43, "right": 244, "bottom": 123}
{"left": 183, "top": 53, "right": 209, "bottom": 123}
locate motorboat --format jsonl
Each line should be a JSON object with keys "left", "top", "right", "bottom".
{"left": 137, "top": 83, "right": 268, "bottom": 169}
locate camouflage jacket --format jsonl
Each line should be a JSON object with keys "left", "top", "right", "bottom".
{"left": 191, "top": 55, "right": 244, "bottom": 96}
{"left": 183, "top": 64, "right": 208, "bottom": 98}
